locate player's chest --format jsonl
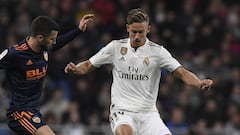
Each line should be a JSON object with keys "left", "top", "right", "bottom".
{"left": 114, "top": 47, "right": 158, "bottom": 72}
{"left": 17, "top": 51, "right": 48, "bottom": 80}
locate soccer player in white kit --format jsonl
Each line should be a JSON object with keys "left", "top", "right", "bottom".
{"left": 64, "top": 8, "right": 213, "bottom": 135}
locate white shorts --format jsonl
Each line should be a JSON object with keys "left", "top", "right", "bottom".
{"left": 109, "top": 109, "right": 172, "bottom": 135}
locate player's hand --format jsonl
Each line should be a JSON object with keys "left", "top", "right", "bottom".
{"left": 199, "top": 79, "right": 213, "bottom": 90}
{"left": 79, "top": 14, "right": 94, "bottom": 32}
{"left": 65, "top": 62, "right": 77, "bottom": 73}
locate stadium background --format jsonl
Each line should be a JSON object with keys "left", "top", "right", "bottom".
{"left": 0, "top": 0, "right": 240, "bottom": 135}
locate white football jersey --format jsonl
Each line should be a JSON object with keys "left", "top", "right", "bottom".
{"left": 89, "top": 38, "right": 181, "bottom": 112}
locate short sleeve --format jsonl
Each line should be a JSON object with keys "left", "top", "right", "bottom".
{"left": 159, "top": 47, "right": 181, "bottom": 72}
{"left": 89, "top": 41, "right": 115, "bottom": 67}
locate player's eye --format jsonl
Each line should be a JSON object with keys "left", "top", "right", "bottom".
{"left": 132, "top": 31, "right": 137, "bottom": 34}
{"left": 132, "top": 31, "right": 144, "bottom": 34}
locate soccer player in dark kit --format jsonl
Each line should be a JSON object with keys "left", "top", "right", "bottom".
{"left": 0, "top": 14, "right": 94, "bottom": 135}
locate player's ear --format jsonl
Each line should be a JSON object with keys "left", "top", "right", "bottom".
{"left": 126, "top": 24, "right": 130, "bottom": 32}
{"left": 36, "top": 35, "right": 44, "bottom": 42}
{"left": 147, "top": 24, "right": 151, "bottom": 34}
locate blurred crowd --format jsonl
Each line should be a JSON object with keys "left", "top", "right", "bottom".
{"left": 0, "top": 0, "right": 240, "bottom": 135}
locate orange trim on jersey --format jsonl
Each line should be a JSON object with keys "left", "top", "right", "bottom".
{"left": 13, "top": 43, "right": 29, "bottom": 51}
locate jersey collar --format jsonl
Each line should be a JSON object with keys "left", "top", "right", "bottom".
{"left": 127, "top": 38, "right": 149, "bottom": 52}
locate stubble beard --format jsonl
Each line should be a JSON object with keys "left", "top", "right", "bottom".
{"left": 39, "top": 40, "right": 50, "bottom": 51}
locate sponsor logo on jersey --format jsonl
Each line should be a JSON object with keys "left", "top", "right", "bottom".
{"left": 32, "top": 116, "right": 41, "bottom": 123}
{"left": 43, "top": 51, "right": 48, "bottom": 61}
{"left": 0, "top": 49, "right": 8, "bottom": 60}
{"left": 118, "top": 66, "right": 149, "bottom": 80}
{"left": 143, "top": 57, "right": 150, "bottom": 66}
{"left": 118, "top": 71, "right": 149, "bottom": 80}
{"left": 120, "top": 47, "right": 127, "bottom": 55}
{"left": 26, "top": 66, "right": 47, "bottom": 80}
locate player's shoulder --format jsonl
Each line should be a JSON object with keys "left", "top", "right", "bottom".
{"left": 12, "top": 42, "right": 29, "bottom": 51}
{"left": 6, "top": 42, "right": 29, "bottom": 56}
{"left": 7, "top": 44, "right": 26, "bottom": 54}
{"left": 147, "top": 40, "right": 165, "bottom": 50}
{"left": 0, "top": 46, "right": 17, "bottom": 61}
{"left": 111, "top": 38, "right": 128, "bottom": 45}
{"left": 2, "top": 46, "right": 17, "bottom": 56}
{"left": 104, "top": 38, "right": 128, "bottom": 50}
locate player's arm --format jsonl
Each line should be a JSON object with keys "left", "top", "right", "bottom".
{"left": 51, "top": 14, "right": 94, "bottom": 51}
{"left": 65, "top": 40, "right": 114, "bottom": 74}
{"left": 64, "top": 60, "right": 96, "bottom": 75}
{"left": 0, "top": 48, "right": 15, "bottom": 69}
{"left": 172, "top": 67, "right": 213, "bottom": 90}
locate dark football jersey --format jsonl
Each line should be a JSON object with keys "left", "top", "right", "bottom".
{"left": 0, "top": 28, "right": 81, "bottom": 112}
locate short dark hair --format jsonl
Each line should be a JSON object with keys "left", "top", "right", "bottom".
{"left": 31, "top": 16, "right": 60, "bottom": 37}
{"left": 127, "top": 8, "right": 149, "bottom": 25}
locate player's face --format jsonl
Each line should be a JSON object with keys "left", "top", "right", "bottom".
{"left": 39, "top": 30, "right": 58, "bottom": 51}
{"left": 127, "top": 22, "right": 150, "bottom": 49}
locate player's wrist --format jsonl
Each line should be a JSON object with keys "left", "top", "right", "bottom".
{"left": 72, "top": 69, "right": 77, "bottom": 74}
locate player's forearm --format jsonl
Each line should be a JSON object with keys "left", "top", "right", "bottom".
{"left": 51, "top": 28, "right": 81, "bottom": 51}
{"left": 182, "top": 71, "right": 202, "bottom": 88}
{"left": 173, "top": 67, "right": 201, "bottom": 88}
{"left": 74, "top": 60, "right": 95, "bottom": 75}
{"left": 74, "top": 62, "right": 88, "bottom": 75}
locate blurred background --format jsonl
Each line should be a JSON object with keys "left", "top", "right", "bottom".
{"left": 0, "top": 0, "right": 240, "bottom": 135}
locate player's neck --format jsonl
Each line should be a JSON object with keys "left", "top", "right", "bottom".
{"left": 27, "top": 36, "right": 43, "bottom": 53}
{"left": 130, "top": 43, "right": 145, "bottom": 51}
{"left": 130, "top": 38, "right": 146, "bottom": 51}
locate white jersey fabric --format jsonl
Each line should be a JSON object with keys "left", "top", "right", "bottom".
{"left": 89, "top": 38, "right": 181, "bottom": 112}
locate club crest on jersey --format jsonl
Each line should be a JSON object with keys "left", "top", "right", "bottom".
{"left": 120, "top": 47, "right": 127, "bottom": 55}
{"left": 32, "top": 116, "right": 41, "bottom": 123}
{"left": 143, "top": 57, "right": 150, "bottom": 66}
{"left": 0, "top": 49, "right": 8, "bottom": 60}
{"left": 43, "top": 51, "right": 48, "bottom": 61}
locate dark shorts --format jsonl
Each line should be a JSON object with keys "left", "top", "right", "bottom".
{"left": 7, "top": 109, "right": 46, "bottom": 135}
